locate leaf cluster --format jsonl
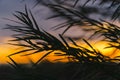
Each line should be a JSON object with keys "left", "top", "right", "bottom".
{"left": 5, "top": 6, "right": 120, "bottom": 65}
{"left": 5, "top": 0, "right": 120, "bottom": 65}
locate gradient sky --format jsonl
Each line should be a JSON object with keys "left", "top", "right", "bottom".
{"left": 0, "top": 0, "right": 26, "bottom": 43}
{"left": 0, "top": 0, "right": 66, "bottom": 44}
{"left": 0, "top": 0, "right": 120, "bottom": 64}
{"left": 0, "top": 0, "right": 26, "bottom": 63}
{"left": 0, "top": 0, "right": 113, "bottom": 44}
{"left": 0, "top": 0, "right": 68, "bottom": 63}
{"left": 0, "top": 0, "right": 119, "bottom": 43}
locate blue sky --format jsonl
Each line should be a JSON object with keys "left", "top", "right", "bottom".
{"left": 0, "top": 0, "right": 118, "bottom": 44}
{"left": 0, "top": 0, "right": 49, "bottom": 44}
{"left": 0, "top": 0, "right": 70, "bottom": 44}
{"left": 0, "top": 0, "right": 26, "bottom": 43}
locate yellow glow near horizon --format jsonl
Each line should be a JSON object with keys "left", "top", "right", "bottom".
{"left": 0, "top": 41, "right": 120, "bottom": 64}
{"left": 0, "top": 44, "right": 68, "bottom": 64}
{"left": 0, "top": 44, "right": 28, "bottom": 64}
{"left": 92, "top": 41, "right": 118, "bottom": 58}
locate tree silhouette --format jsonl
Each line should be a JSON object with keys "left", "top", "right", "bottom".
{"left": 5, "top": 0, "right": 120, "bottom": 64}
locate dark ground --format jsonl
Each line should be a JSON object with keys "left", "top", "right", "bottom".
{"left": 0, "top": 61, "right": 120, "bottom": 80}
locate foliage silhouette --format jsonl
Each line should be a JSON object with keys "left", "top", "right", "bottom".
{"left": 5, "top": 5, "right": 120, "bottom": 65}
{"left": 1, "top": 61, "right": 120, "bottom": 80}
{"left": 33, "top": 0, "right": 120, "bottom": 50}
{"left": 4, "top": 0, "right": 120, "bottom": 80}
{"left": 34, "top": 0, "right": 120, "bottom": 21}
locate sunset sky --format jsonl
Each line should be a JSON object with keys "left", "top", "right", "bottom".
{"left": 0, "top": 0, "right": 65, "bottom": 64}
{"left": 0, "top": 0, "right": 120, "bottom": 64}
{"left": 0, "top": 0, "right": 34, "bottom": 64}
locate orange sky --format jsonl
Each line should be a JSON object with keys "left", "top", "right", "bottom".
{"left": 0, "top": 39, "right": 68, "bottom": 64}
{"left": 0, "top": 39, "right": 120, "bottom": 64}
{"left": 0, "top": 0, "right": 120, "bottom": 65}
